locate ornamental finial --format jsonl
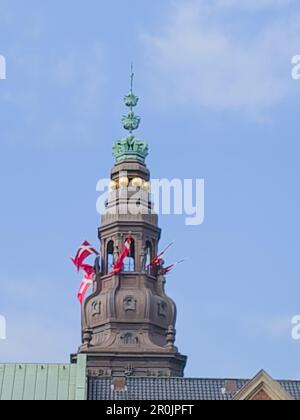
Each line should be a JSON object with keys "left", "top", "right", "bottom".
{"left": 122, "top": 64, "right": 140, "bottom": 133}
{"left": 113, "top": 67, "right": 149, "bottom": 163}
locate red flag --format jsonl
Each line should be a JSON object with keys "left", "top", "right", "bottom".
{"left": 113, "top": 236, "right": 132, "bottom": 274}
{"left": 163, "top": 259, "right": 186, "bottom": 275}
{"left": 150, "top": 242, "right": 174, "bottom": 267}
{"left": 77, "top": 263, "right": 95, "bottom": 304}
{"left": 71, "top": 241, "right": 99, "bottom": 271}
{"left": 80, "top": 263, "right": 95, "bottom": 277}
{"left": 77, "top": 272, "right": 94, "bottom": 304}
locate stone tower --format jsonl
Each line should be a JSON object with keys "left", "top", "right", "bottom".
{"left": 78, "top": 70, "right": 187, "bottom": 378}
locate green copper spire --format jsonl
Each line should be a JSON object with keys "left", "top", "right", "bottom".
{"left": 122, "top": 65, "right": 141, "bottom": 134}
{"left": 113, "top": 66, "right": 149, "bottom": 163}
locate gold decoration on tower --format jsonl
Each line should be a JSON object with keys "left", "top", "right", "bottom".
{"left": 143, "top": 181, "right": 151, "bottom": 192}
{"left": 109, "top": 180, "right": 118, "bottom": 191}
{"left": 131, "top": 177, "right": 143, "bottom": 188}
{"left": 119, "top": 176, "right": 129, "bottom": 188}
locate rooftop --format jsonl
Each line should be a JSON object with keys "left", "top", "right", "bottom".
{"left": 0, "top": 355, "right": 87, "bottom": 401}
{"left": 88, "top": 376, "right": 300, "bottom": 401}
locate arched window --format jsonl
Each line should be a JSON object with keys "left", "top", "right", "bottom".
{"left": 106, "top": 240, "right": 114, "bottom": 273}
{"left": 124, "top": 239, "right": 135, "bottom": 272}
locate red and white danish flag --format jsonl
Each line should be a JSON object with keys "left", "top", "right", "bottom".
{"left": 71, "top": 241, "right": 99, "bottom": 271}
{"left": 113, "top": 236, "right": 132, "bottom": 274}
{"left": 71, "top": 241, "right": 99, "bottom": 304}
{"left": 77, "top": 263, "right": 95, "bottom": 304}
{"left": 77, "top": 274, "right": 94, "bottom": 304}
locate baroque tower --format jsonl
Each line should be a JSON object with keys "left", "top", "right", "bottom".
{"left": 77, "top": 70, "right": 187, "bottom": 378}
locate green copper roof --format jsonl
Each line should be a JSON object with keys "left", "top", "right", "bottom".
{"left": 113, "top": 66, "right": 149, "bottom": 163}
{"left": 0, "top": 355, "right": 86, "bottom": 401}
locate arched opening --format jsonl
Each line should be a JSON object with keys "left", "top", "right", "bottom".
{"left": 146, "top": 241, "right": 152, "bottom": 268}
{"left": 124, "top": 239, "right": 135, "bottom": 272}
{"left": 106, "top": 240, "right": 114, "bottom": 273}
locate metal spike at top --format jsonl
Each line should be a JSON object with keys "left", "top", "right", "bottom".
{"left": 130, "top": 63, "right": 134, "bottom": 93}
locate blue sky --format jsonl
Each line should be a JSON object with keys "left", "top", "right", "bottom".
{"left": 0, "top": 0, "right": 300, "bottom": 379}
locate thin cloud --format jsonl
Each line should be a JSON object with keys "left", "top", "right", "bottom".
{"left": 213, "top": 0, "right": 296, "bottom": 10}
{"left": 142, "top": 0, "right": 300, "bottom": 113}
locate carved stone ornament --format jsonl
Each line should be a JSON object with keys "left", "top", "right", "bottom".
{"left": 120, "top": 332, "right": 139, "bottom": 346}
{"left": 92, "top": 300, "right": 101, "bottom": 316}
{"left": 82, "top": 329, "right": 92, "bottom": 345}
{"left": 158, "top": 301, "right": 167, "bottom": 318}
{"left": 124, "top": 296, "right": 137, "bottom": 312}
{"left": 125, "top": 364, "right": 135, "bottom": 377}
